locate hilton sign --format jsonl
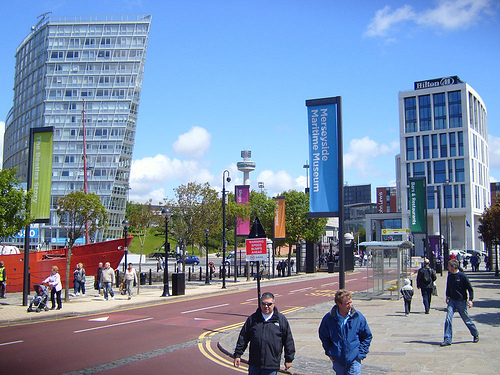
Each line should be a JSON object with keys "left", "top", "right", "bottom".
{"left": 414, "top": 76, "right": 463, "bottom": 90}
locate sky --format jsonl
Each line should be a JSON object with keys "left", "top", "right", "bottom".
{"left": 0, "top": 0, "right": 499, "bottom": 204}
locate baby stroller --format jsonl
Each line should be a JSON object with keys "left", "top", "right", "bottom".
{"left": 27, "top": 284, "right": 50, "bottom": 312}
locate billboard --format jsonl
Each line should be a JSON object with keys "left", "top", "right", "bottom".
{"left": 235, "top": 185, "right": 250, "bottom": 236}
{"left": 274, "top": 197, "right": 286, "bottom": 240}
{"left": 305, "top": 96, "right": 343, "bottom": 217}
{"left": 30, "top": 128, "right": 53, "bottom": 222}
{"left": 409, "top": 178, "right": 426, "bottom": 233}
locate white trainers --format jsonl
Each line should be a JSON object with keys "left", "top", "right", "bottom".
{"left": 70, "top": 293, "right": 75, "bottom": 297}
{"left": 76, "top": 292, "right": 80, "bottom": 296}
{"left": 82, "top": 294, "right": 85, "bottom": 297}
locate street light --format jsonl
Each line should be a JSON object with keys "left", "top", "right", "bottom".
{"left": 303, "top": 162, "right": 310, "bottom": 193}
{"left": 222, "top": 169, "right": 231, "bottom": 289}
{"left": 443, "top": 180, "right": 450, "bottom": 268}
{"left": 122, "top": 219, "right": 129, "bottom": 273}
{"left": 205, "top": 229, "right": 210, "bottom": 285}
{"left": 161, "top": 207, "right": 171, "bottom": 297}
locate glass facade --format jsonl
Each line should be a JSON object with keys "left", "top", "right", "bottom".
{"left": 3, "top": 15, "right": 151, "bottom": 242}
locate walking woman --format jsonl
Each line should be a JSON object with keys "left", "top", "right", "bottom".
{"left": 43, "top": 265, "right": 62, "bottom": 310}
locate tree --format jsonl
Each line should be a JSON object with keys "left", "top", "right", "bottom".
{"left": 248, "top": 190, "right": 277, "bottom": 240}
{"left": 478, "top": 197, "right": 500, "bottom": 276}
{"left": 166, "top": 182, "right": 220, "bottom": 272}
{"left": 127, "top": 200, "right": 156, "bottom": 293}
{"left": 55, "top": 191, "right": 108, "bottom": 301}
{"left": 0, "top": 168, "right": 33, "bottom": 238}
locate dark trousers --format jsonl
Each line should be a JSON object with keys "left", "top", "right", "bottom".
{"left": 51, "top": 288, "right": 62, "bottom": 309}
{"left": 421, "top": 287, "right": 433, "bottom": 313}
{"left": 404, "top": 299, "right": 412, "bottom": 314}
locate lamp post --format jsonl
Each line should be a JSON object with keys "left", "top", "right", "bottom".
{"left": 222, "top": 169, "right": 231, "bottom": 289}
{"left": 122, "top": 219, "right": 129, "bottom": 273}
{"left": 431, "top": 187, "right": 442, "bottom": 270}
{"left": 161, "top": 207, "right": 171, "bottom": 297}
{"left": 303, "top": 162, "right": 309, "bottom": 193}
{"left": 444, "top": 180, "right": 450, "bottom": 268}
{"left": 205, "top": 229, "right": 210, "bottom": 285}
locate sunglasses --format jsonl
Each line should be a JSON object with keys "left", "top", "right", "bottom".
{"left": 261, "top": 302, "right": 274, "bottom": 307}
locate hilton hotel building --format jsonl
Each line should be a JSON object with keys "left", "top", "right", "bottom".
{"left": 399, "top": 76, "right": 489, "bottom": 253}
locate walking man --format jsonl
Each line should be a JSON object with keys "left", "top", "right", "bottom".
{"left": 417, "top": 258, "right": 436, "bottom": 314}
{"left": 441, "top": 259, "right": 479, "bottom": 346}
{"left": 319, "top": 290, "right": 372, "bottom": 375}
{"left": 233, "top": 292, "right": 295, "bottom": 374}
{"left": 100, "top": 262, "right": 115, "bottom": 300}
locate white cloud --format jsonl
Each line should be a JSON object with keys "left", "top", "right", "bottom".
{"left": 344, "top": 136, "right": 399, "bottom": 176}
{"left": 365, "top": 0, "right": 494, "bottom": 38}
{"left": 256, "top": 170, "right": 304, "bottom": 195}
{"left": 173, "top": 126, "right": 211, "bottom": 158}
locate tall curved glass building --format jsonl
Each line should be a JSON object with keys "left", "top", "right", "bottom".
{"left": 3, "top": 15, "right": 151, "bottom": 246}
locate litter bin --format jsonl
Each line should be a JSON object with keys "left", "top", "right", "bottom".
{"left": 172, "top": 272, "right": 185, "bottom": 295}
{"left": 435, "top": 259, "right": 442, "bottom": 274}
{"left": 327, "top": 262, "right": 335, "bottom": 273}
{"left": 140, "top": 272, "right": 147, "bottom": 285}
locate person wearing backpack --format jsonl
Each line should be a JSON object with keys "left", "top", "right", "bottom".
{"left": 417, "top": 258, "right": 437, "bottom": 314}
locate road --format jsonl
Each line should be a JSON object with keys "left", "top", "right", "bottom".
{"left": 0, "top": 269, "right": 384, "bottom": 374}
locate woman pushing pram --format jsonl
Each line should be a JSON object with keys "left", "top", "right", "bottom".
{"left": 27, "top": 284, "right": 50, "bottom": 312}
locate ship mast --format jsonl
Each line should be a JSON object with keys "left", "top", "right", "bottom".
{"left": 82, "top": 99, "right": 89, "bottom": 244}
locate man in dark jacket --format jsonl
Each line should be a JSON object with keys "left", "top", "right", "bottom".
{"left": 440, "top": 259, "right": 479, "bottom": 346}
{"left": 416, "top": 258, "right": 437, "bottom": 314}
{"left": 233, "top": 292, "right": 295, "bottom": 374}
{"left": 319, "top": 289, "right": 372, "bottom": 375}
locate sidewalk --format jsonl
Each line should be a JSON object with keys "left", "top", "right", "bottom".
{"left": 1, "top": 269, "right": 499, "bottom": 374}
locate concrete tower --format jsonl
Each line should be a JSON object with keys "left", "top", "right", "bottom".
{"left": 237, "top": 150, "right": 256, "bottom": 185}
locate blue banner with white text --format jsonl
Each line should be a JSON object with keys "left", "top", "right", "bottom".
{"left": 306, "top": 98, "right": 341, "bottom": 216}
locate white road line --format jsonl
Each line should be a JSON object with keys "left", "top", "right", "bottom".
{"left": 74, "top": 317, "right": 153, "bottom": 333}
{"left": 0, "top": 340, "right": 23, "bottom": 347}
{"left": 181, "top": 303, "right": 229, "bottom": 314}
{"left": 289, "top": 287, "right": 313, "bottom": 293}
{"left": 346, "top": 278, "right": 358, "bottom": 282}
{"left": 321, "top": 282, "right": 337, "bottom": 286}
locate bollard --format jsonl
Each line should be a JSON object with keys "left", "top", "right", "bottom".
{"left": 149, "top": 269, "right": 152, "bottom": 285}
{"left": 188, "top": 267, "right": 191, "bottom": 281}
{"left": 199, "top": 267, "right": 202, "bottom": 281}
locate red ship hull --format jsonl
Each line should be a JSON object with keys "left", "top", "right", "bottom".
{"left": 1, "top": 236, "right": 132, "bottom": 292}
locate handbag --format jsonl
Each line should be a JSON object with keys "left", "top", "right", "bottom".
{"left": 119, "top": 282, "right": 124, "bottom": 291}
{"left": 432, "top": 282, "right": 438, "bottom": 296}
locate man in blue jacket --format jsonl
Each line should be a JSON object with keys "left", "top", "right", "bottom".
{"left": 319, "top": 290, "right": 372, "bottom": 374}
{"left": 233, "top": 292, "right": 295, "bottom": 374}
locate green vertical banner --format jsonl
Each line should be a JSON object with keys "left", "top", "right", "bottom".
{"left": 31, "top": 129, "right": 53, "bottom": 222}
{"left": 409, "top": 178, "right": 426, "bottom": 233}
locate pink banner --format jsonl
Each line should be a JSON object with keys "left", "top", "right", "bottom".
{"left": 235, "top": 185, "right": 250, "bottom": 236}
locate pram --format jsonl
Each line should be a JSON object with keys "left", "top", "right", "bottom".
{"left": 27, "top": 284, "right": 50, "bottom": 312}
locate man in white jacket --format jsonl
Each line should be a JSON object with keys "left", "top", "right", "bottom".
{"left": 100, "top": 262, "right": 115, "bottom": 300}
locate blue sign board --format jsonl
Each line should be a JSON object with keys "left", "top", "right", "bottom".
{"left": 306, "top": 97, "right": 343, "bottom": 217}
{"left": 14, "top": 228, "right": 39, "bottom": 238}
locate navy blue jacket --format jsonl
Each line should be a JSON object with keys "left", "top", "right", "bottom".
{"left": 234, "top": 306, "right": 295, "bottom": 370}
{"left": 318, "top": 305, "right": 372, "bottom": 367}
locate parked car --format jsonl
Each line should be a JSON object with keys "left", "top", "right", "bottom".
{"left": 177, "top": 255, "right": 200, "bottom": 265}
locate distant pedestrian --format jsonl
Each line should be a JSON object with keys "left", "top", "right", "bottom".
{"left": 43, "top": 265, "right": 62, "bottom": 310}
{"left": 233, "top": 292, "right": 295, "bottom": 373}
{"left": 0, "top": 261, "right": 6, "bottom": 298}
{"left": 277, "top": 261, "right": 282, "bottom": 277}
{"left": 470, "top": 254, "right": 479, "bottom": 272}
{"left": 319, "top": 289, "right": 372, "bottom": 374}
{"left": 417, "top": 258, "right": 436, "bottom": 314}
{"left": 100, "top": 262, "right": 115, "bottom": 300}
{"left": 124, "top": 263, "right": 138, "bottom": 300}
{"left": 440, "top": 259, "right": 479, "bottom": 346}
{"left": 400, "top": 279, "right": 414, "bottom": 316}
{"left": 72, "top": 262, "right": 86, "bottom": 296}
{"left": 157, "top": 256, "right": 163, "bottom": 272}
{"left": 95, "top": 262, "right": 104, "bottom": 296}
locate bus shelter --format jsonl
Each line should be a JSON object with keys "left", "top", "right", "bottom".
{"left": 357, "top": 241, "right": 414, "bottom": 299}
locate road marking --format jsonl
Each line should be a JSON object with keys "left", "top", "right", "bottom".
{"left": 321, "top": 282, "right": 337, "bottom": 286}
{"left": 0, "top": 340, "right": 23, "bottom": 347}
{"left": 88, "top": 316, "right": 109, "bottom": 322}
{"left": 347, "top": 278, "right": 358, "bottom": 282}
{"left": 74, "top": 317, "right": 153, "bottom": 333}
{"left": 289, "top": 287, "right": 313, "bottom": 293}
{"left": 181, "top": 303, "right": 229, "bottom": 314}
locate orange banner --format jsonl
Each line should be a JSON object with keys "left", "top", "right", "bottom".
{"left": 274, "top": 197, "right": 286, "bottom": 239}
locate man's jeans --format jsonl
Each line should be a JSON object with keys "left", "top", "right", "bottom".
{"left": 332, "top": 359, "right": 361, "bottom": 375}
{"left": 421, "top": 287, "right": 433, "bottom": 313}
{"left": 103, "top": 282, "right": 115, "bottom": 300}
{"left": 248, "top": 365, "right": 277, "bottom": 375}
{"left": 444, "top": 299, "right": 479, "bottom": 343}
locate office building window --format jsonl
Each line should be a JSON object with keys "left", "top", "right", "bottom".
{"left": 454, "top": 184, "right": 460, "bottom": 208}
{"left": 444, "top": 184, "right": 452, "bottom": 209}
{"left": 455, "top": 159, "right": 465, "bottom": 182}
{"left": 448, "top": 91, "right": 462, "bottom": 128}
{"left": 406, "top": 137, "right": 414, "bottom": 160}
{"left": 434, "top": 160, "right": 446, "bottom": 183}
{"left": 406, "top": 164, "right": 411, "bottom": 185}
{"left": 433, "top": 93, "right": 447, "bottom": 129}
{"left": 414, "top": 162, "right": 425, "bottom": 178}
{"left": 405, "top": 97, "right": 417, "bottom": 133}
{"left": 449, "top": 132, "right": 456, "bottom": 157}
{"left": 440, "top": 133, "right": 447, "bottom": 157}
{"left": 419, "top": 95, "right": 432, "bottom": 131}
{"left": 461, "top": 184, "right": 466, "bottom": 208}
{"left": 448, "top": 160, "right": 453, "bottom": 183}
{"left": 458, "top": 132, "right": 464, "bottom": 155}
{"left": 427, "top": 187, "right": 435, "bottom": 209}
{"left": 416, "top": 136, "right": 421, "bottom": 159}
{"left": 431, "top": 134, "right": 438, "bottom": 158}
{"left": 427, "top": 161, "right": 432, "bottom": 184}
{"left": 423, "top": 135, "right": 430, "bottom": 159}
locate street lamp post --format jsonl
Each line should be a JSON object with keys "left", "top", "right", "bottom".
{"left": 205, "top": 229, "right": 210, "bottom": 284}
{"left": 122, "top": 219, "right": 129, "bottom": 273}
{"left": 303, "top": 162, "right": 309, "bottom": 193}
{"left": 161, "top": 207, "right": 171, "bottom": 297}
{"left": 444, "top": 180, "right": 450, "bottom": 268}
{"left": 222, "top": 170, "right": 231, "bottom": 289}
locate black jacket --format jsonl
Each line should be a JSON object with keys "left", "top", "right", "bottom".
{"left": 417, "top": 265, "right": 436, "bottom": 289}
{"left": 446, "top": 271, "right": 474, "bottom": 301}
{"left": 234, "top": 306, "right": 295, "bottom": 370}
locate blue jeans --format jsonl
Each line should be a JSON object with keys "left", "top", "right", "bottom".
{"left": 421, "top": 287, "right": 433, "bottom": 313}
{"left": 103, "top": 282, "right": 114, "bottom": 300}
{"left": 332, "top": 359, "right": 361, "bottom": 375}
{"left": 248, "top": 366, "right": 277, "bottom": 375}
{"left": 443, "top": 299, "right": 479, "bottom": 343}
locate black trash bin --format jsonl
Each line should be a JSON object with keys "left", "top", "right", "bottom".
{"left": 140, "top": 272, "right": 147, "bottom": 285}
{"left": 435, "top": 259, "right": 442, "bottom": 274}
{"left": 172, "top": 273, "right": 185, "bottom": 295}
{"left": 327, "top": 262, "right": 335, "bottom": 273}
